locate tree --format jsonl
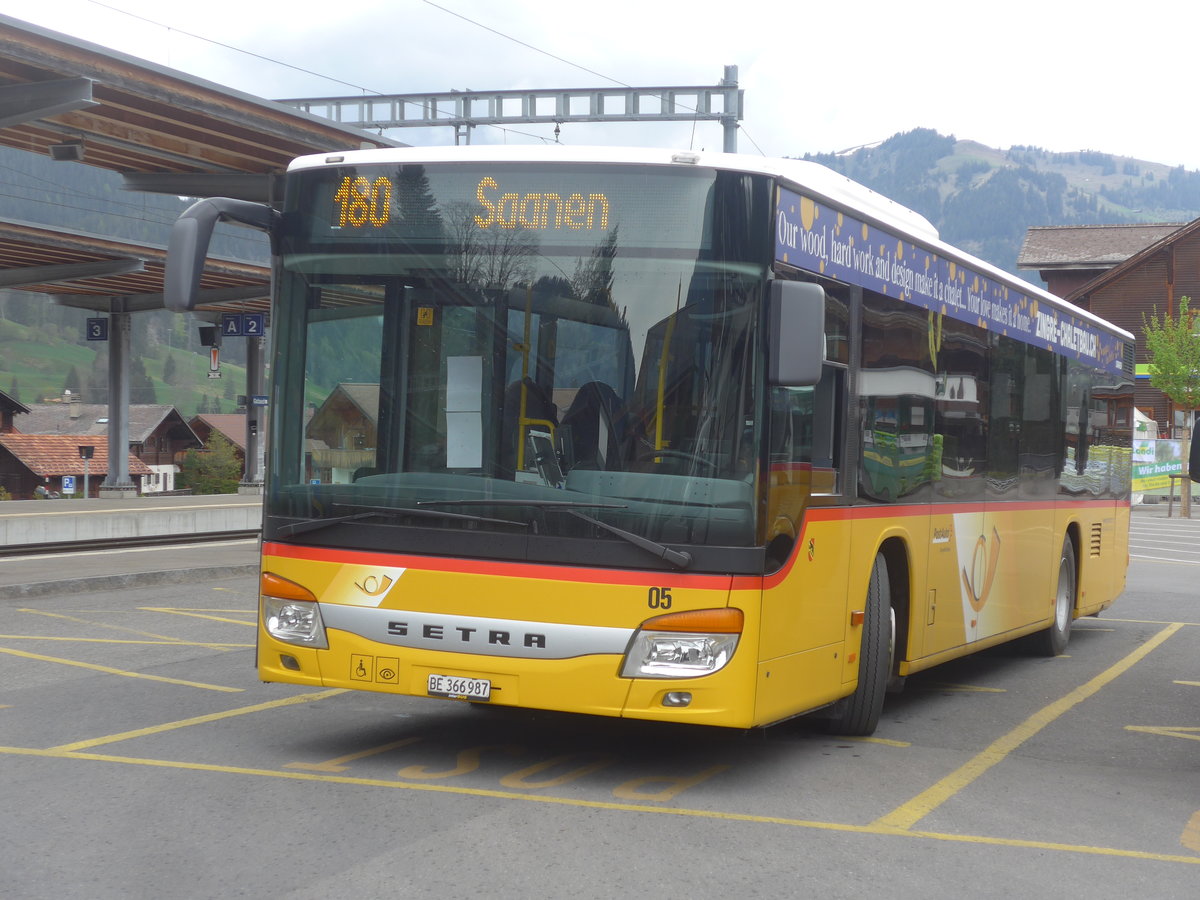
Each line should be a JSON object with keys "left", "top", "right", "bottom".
{"left": 1143, "top": 295, "right": 1200, "bottom": 512}
{"left": 62, "top": 365, "right": 84, "bottom": 399}
{"left": 176, "top": 430, "right": 242, "bottom": 494}
{"left": 1142, "top": 296, "right": 1200, "bottom": 413}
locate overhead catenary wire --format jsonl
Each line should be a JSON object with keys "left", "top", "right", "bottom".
{"left": 83, "top": 0, "right": 753, "bottom": 150}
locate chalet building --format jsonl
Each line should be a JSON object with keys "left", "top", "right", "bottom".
{"left": 12, "top": 401, "right": 202, "bottom": 493}
{"left": 1019, "top": 219, "right": 1200, "bottom": 436}
{"left": 1, "top": 387, "right": 29, "bottom": 434}
{"left": 0, "top": 434, "right": 152, "bottom": 499}
{"left": 189, "top": 414, "right": 249, "bottom": 463}
{"left": 307, "top": 383, "right": 378, "bottom": 483}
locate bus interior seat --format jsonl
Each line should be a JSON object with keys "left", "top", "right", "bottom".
{"left": 561, "top": 381, "right": 628, "bottom": 471}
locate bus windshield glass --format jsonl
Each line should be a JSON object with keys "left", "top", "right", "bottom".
{"left": 268, "top": 162, "right": 770, "bottom": 571}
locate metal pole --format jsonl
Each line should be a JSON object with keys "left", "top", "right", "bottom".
{"left": 720, "top": 65, "right": 739, "bottom": 154}
{"left": 242, "top": 334, "right": 266, "bottom": 490}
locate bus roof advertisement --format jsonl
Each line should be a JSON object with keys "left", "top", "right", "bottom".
{"left": 774, "top": 186, "right": 1124, "bottom": 376}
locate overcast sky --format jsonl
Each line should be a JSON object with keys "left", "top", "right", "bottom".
{"left": 4, "top": 0, "right": 1199, "bottom": 169}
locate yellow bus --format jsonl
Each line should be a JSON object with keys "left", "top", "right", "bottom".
{"left": 167, "top": 146, "right": 1133, "bottom": 735}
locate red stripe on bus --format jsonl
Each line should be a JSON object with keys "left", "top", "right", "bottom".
{"left": 261, "top": 541, "right": 735, "bottom": 590}
{"left": 265, "top": 497, "right": 1125, "bottom": 594}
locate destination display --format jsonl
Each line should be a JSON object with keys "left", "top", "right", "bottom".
{"left": 775, "top": 186, "right": 1125, "bottom": 376}
{"left": 298, "top": 164, "right": 714, "bottom": 252}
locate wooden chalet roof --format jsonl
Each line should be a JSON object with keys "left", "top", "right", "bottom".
{"left": 189, "top": 414, "right": 249, "bottom": 452}
{"left": 0, "top": 386, "right": 29, "bottom": 415}
{"left": 15, "top": 402, "right": 200, "bottom": 445}
{"left": 1066, "top": 216, "right": 1200, "bottom": 305}
{"left": 1018, "top": 223, "right": 1186, "bottom": 271}
{"left": 0, "top": 433, "right": 152, "bottom": 476}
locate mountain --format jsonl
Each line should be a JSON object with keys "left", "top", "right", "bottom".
{"left": 802, "top": 128, "right": 1200, "bottom": 281}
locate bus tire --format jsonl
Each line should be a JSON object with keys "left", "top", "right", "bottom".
{"left": 1034, "top": 535, "right": 1075, "bottom": 656}
{"left": 824, "top": 553, "right": 890, "bottom": 736}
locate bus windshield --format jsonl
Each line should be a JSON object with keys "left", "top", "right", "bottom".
{"left": 267, "top": 162, "right": 770, "bottom": 571}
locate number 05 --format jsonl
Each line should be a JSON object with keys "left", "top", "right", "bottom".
{"left": 647, "top": 586, "right": 672, "bottom": 609}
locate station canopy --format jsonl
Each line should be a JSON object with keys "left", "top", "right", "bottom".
{"left": 0, "top": 13, "right": 403, "bottom": 311}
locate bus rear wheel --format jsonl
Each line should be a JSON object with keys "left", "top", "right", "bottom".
{"left": 824, "top": 553, "right": 890, "bottom": 736}
{"left": 1034, "top": 535, "right": 1075, "bottom": 656}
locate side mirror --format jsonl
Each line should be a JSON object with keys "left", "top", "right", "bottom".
{"left": 768, "top": 280, "right": 826, "bottom": 387}
{"left": 165, "top": 198, "right": 278, "bottom": 311}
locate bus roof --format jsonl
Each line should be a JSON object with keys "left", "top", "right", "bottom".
{"left": 288, "top": 144, "right": 1135, "bottom": 345}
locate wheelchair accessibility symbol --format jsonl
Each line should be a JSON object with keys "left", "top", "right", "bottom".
{"left": 350, "top": 654, "right": 399, "bottom": 684}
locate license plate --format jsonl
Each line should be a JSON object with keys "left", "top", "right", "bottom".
{"left": 427, "top": 673, "right": 491, "bottom": 701}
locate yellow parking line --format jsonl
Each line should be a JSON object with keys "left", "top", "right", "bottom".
{"left": 872, "top": 622, "right": 1184, "bottom": 832}
{"left": 0, "top": 646, "right": 243, "bottom": 693}
{"left": 48, "top": 689, "right": 345, "bottom": 752}
{"left": 19, "top": 608, "right": 191, "bottom": 643}
{"left": 920, "top": 683, "right": 1006, "bottom": 693}
{"left": 0, "top": 634, "right": 252, "bottom": 649}
{"left": 0, "top": 743, "right": 1196, "bottom": 866}
{"left": 1183, "top": 811, "right": 1200, "bottom": 854}
{"left": 285, "top": 737, "right": 422, "bottom": 772}
{"left": 139, "top": 608, "right": 255, "bottom": 627}
{"left": 1125, "top": 726, "right": 1200, "bottom": 743}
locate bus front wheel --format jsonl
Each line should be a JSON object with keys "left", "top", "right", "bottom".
{"left": 824, "top": 553, "right": 891, "bottom": 736}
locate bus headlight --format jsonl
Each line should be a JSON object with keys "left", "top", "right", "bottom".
{"left": 261, "top": 572, "right": 327, "bottom": 649}
{"left": 621, "top": 608, "right": 743, "bottom": 679}
{"left": 263, "top": 596, "right": 328, "bottom": 648}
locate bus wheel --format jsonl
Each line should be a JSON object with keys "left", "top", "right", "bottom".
{"left": 824, "top": 553, "right": 890, "bottom": 736}
{"left": 1034, "top": 536, "right": 1075, "bottom": 656}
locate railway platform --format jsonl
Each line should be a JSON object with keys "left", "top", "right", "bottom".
{"left": 0, "top": 494, "right": 261, "bottom": 549}
{"left": 0, "top": 494, "right": 262, "bottom": 598}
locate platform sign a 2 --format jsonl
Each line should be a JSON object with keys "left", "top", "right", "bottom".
{"left": 221, "top": 313, "right": 266, "bottom": 338}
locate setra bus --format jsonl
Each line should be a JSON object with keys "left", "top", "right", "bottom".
{"left": 166, "top": 146, "right": 1134, "bottom": 735}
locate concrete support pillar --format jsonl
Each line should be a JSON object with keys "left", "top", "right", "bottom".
{"left": 100, "top": 307, "right": 138, "bottom": 498}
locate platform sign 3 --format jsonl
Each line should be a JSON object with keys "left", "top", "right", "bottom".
{"left": 86, "top": 318, "right": 108, "bottom": 341}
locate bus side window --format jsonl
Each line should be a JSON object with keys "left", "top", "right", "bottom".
{"left": 768, "top": 364, "right": 842, "bottom": 488}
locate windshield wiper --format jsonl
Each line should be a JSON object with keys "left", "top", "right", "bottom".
{"left": 276, "top": 504, "right": 529, "bottom": 537}
{"left": 417, "top": 498, "right": 690, "bottom": 569}
{"left": 417, "top": 499, "right": 627, "bottom": 510}
{"left": 565, "top": 509, "right": 692, "bottom": 570}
